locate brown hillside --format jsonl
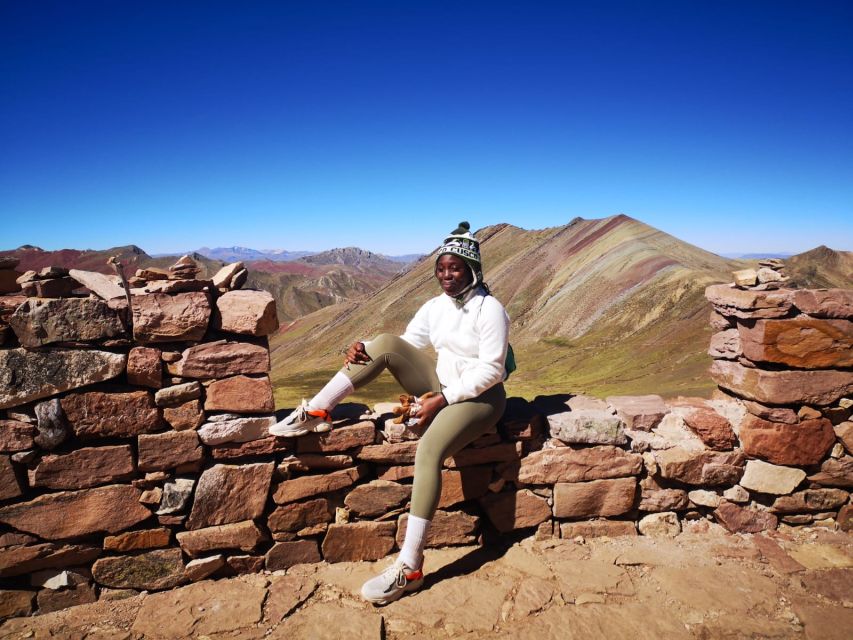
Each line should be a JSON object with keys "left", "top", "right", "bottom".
{"left": 784, "top": 245, "right": 853, "bottom": 289}
{"left": 270, "top": 215, "right": 737, "bottom": 405}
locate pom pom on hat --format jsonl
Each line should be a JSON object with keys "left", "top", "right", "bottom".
{"left": 451, "top": 221, "right": 471, "bottom": 235}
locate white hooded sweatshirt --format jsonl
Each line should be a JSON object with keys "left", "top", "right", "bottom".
{"left": 399, "top": 285, "right": 510, "bottom": 404}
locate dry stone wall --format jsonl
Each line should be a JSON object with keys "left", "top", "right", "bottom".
{"left": 0, "top": 255, "right": 851, "bottom": 620}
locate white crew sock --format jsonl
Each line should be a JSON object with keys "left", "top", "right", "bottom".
{"left": 307, "top": 372, "right": 355, "bottom": 412}
{"left": 399, "top": 514, "right": 430, "bottom": 570}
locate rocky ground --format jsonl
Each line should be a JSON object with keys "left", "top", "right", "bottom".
{"left": 2, "top": 525, "right": 852, "bottom": 640}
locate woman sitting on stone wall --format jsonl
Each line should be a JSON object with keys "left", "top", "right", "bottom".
{"left": 269, "top": 221, "right": 511, "bottom": 605}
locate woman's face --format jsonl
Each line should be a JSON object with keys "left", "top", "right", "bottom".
{"left": 435, "top": 254, "right": 473, "bottom": 297}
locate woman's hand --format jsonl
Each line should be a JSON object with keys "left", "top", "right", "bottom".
{"left": 344, "top": 341, "right": 372, "bottom": 367}
{"left": 415, "top": 393, "right": 448, "bottom": 429}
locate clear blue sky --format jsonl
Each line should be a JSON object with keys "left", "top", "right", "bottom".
{"left": 2, "top": 0, "right": 851, "bottom": 256}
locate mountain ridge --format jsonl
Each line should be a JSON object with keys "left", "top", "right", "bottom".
{"left": 269, "top": 215, "right": 850, "bottom": 406}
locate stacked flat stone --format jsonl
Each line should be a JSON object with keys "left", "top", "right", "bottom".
{"left": 2, "top": 257, "right": 851, "bottom": 621}
{"left": 0, "top": 257, "right": 279, "bottom": 618}
{"left": 0, "top": 257, "right": 23, "bottom": 347}
{"left": 705, "top": 267, "right": 853, "bottom": 532}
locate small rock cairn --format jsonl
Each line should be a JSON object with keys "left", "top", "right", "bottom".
{"left": 0, "top": 254, "right": 851, "bottom": 620}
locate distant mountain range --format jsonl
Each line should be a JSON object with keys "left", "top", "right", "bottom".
{"left": 720, "top": 252, "right": 795, "bottom": 259}
{"left": 152, "top": 246, "right": 423, "bottom": 264}
{"left": 3, "top": 227, "right": 849, "bottom": 406}
{"left": 269, "top": 215, "right": 853, "bottom": 405}
{"left": 0, "top": 244, "right": 422, "bottom": 324}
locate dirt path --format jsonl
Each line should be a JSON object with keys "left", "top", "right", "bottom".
{"left": 3, "top": 526, "right": 852, "bottom": 640}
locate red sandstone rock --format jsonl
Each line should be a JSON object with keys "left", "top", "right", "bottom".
{"left": 28, "top": 445, "right": 134, "bottom": 489}
{"left": 61, "top": 389, "right": 163, "bottom": 439}
{"left": 638, "top": 511, "right": 681, "bottom": 537}
{"left": 654, "top": 448, "right": 746, "bottom": 485}
{"left": 0, "top": 485, "right": 151, "bottom": 539}
{"left": 132, "top": 292, "right": 211, "bottom": 342}
{"left": 0, "top": 348, "right": 126, "bottom": 410}
{"left": 771, "top": 489, "right": 849, "bottom": 513}
{"left": 0, "top": 456, "right": 22, "bottom": 501}
{"left": 138, "top": 430, "right": 203, "bottom": 471}
{"left": 553, "top": 478, "right": 637, "bottom": 518}
{"left": 210, "top": 436, "right": 292, "bottom": 460}
{"left": 214, "top": 290, "right": 279, "bottom": 336}
{"left": 356, "top": 442, "right": 419, "bottom": 465}
{"left": 710, "top": 360, "right": 853, "bottom": 406}
{"left": 638, "top": 488, "right": 689, "bottom": 512}
{"left": 437, "top": 467, "right": 491, "bottom": 508}
{"left": 9, "top": 298, "right": 126, "bottom": 347}
{"left": 296, "top": 421, "right": 376, "bottom": 453}
{"left": 33, "top": 276, "right": 77, "bottom": 297}
{"left": 204, "top": 375, "right": 274, "bottom": 413}
{"left": 225, "top": 554, "right": 264, "bottom": 575}
{"left": 560, "top": 519, "right": 638, "bottom": 539}
{"left": 176, "top": 520, "right": 267, "bottom": 557}
{"left": 606, "top": 395, "right": 669, "bottom": 431}
{"left": 321, "top": 521, "right": 396, "bottom": 563}
{"left": 708, "top": 328, "right": 742, "bottom": 359}
{"left": 92, "top": 548, "right": 185, "bottom": 590}
{"left": 344, "top": 480, "right": 412, "bottom": 517}
{"left": 791, "top": 289, "right": 853, "bottom": 319}
{"left": 739, "top": 414, "right": 835, "bottom": 466}
{"left": 0, "top": 420, "right": 35, "bottom": 452}
{"left": 807, "top": 456, "right": 853, "bottom": 487}
{"left": 738, "top": 318, "right": 853, "bottom": 368}
{"left": 741, "top": 400, "right": 799, "bottom": 424}
{"left": 168, "top": 340, "right": 270, "bottom": 379}
{"left": 127, "top": 346, "right": 163, "bottom": 388}
{"left": 705, "top": 284, "right": 793, "bottom": 319}
{"left": 198, "top": 415, "right": 276, "bottom": 444}
{"left": 273, "top": 466, "right": 367, "bottom": 504}
{"left": 103, "top": 528, "right": 171, "bottom": 552}
{"left": 265, "top": 540, "right": 321, "bottom": 570}
{"left": 282, "top": 454, "right": 354, "bottom": 472}
{"left": 377, "top": 465, "right": 417, "bottom": 481}
{"left": 184, "top": 555, "right": 225, "bottom": 581}
{"left": 397, "top": 510, "right": 480, "bottom": 547}
{"left": 835, "top": 422, "right": 853, "bottom": 453}
{"left": 0, "top": 543, "right": 101, "bottom": 578}
{"left": 517, "top": 445, "right": 642, "bottom": 484}
{"left": 0, "top": 532, "right": 36, "bottom": 548}
{"left": 212, "top": 262, "right": 244, "bottom": 289}
{"left": 154, "top": 381, "right": 202, "bottom": 407}
{"left": 163, "top": 399, "right": 205, "bottom": 431}
{"left": 714, "top": 501, "right": 778, "bottom": 533}
{"left": 682, "top": 409, "right": 737, "bottom": 450}
{"left": 36, "top": 583, "right": 97, "bottom": 614}
{"left": 186, "top": 463, "right": 274, "bottom": 529}
{"left": 268, "top": 498, "right": 332, "bottom": 533}
{"left": 0, "top": 590, "right": 34, "bottom": 618}
{"left": 480, "top": 489, "right": 551, "bottom": 532}
{"left": 838, "top": 504, "right": 853, "bottom": 532}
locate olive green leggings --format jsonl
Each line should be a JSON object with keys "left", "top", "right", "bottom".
{"left": 344, "top": 333, "right": 506, "bottom": 519}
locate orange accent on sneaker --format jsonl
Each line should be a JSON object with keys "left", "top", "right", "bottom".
{"left": 307, "top": 409, "right": 332, "bottom": 421}
{"left": 404, "top": 569, "right": 423, "bottom": 581}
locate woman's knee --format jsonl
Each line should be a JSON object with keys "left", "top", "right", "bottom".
{"left": 366, "top": 333, "right": 398, "bottom": 355}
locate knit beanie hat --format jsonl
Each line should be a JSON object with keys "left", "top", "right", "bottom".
{"left": 438, "top": 221, "right": 480, "bottom": 265}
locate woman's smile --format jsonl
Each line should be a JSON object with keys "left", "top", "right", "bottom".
{"left": 435, "top": 254, "right": 473, "bottom": 296}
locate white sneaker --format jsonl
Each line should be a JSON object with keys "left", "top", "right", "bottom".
{"left": 269, "top": 400, "right": 333, "bottom": 437}
{"left": 360, "top": 558, "right": 424, "bottom": 606}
